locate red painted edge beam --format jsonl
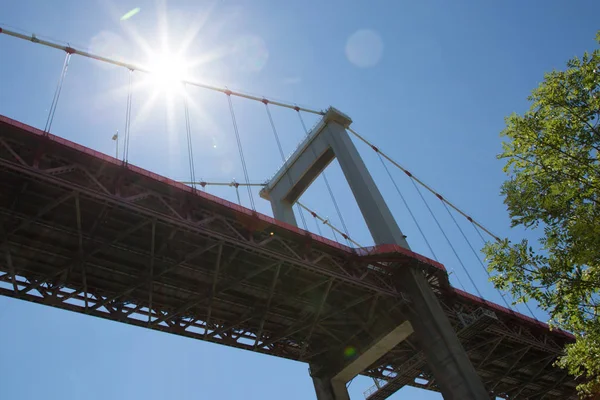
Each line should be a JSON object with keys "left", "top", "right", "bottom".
{"left": 355, "top": 244, "right": 446, "bottom": 271}
{"left": 0, "top": 115, "right": 440, "bottom": 261}
{"left": 453, "top": 288, "right": 575, "bottom": 341}
{"left": 0, "top": 114, "right": 575, "bottom": 342}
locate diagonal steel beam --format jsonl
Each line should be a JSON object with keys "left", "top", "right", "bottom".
{"left": 203, "top": 243, "right": 223, "bottom": 338}
{"left": 253, "top": 263, "right": 282, "bottom": 349}
{"left": 0, "top": 137, "right": 27, "bottom": 166}
{"left": 261, "top": 292, "right": 376, "bottom": 349}
{"left": 0, "top": 157, "right": 398, "bottom": 295}
{"left": 147, "top": 219, "right": 156, "bottom": 325}
{"left": 1, "top": 191, "right": 75, "bottom": 247}
{"left": 92, "top": 241, "right": 221, "bottom": 312}
{"left": 508, "top": 355, "right": 556, "bottom": 398}
{"left": 156, "top": 260, "right": 280, "bottom": 327}
{"left": 74, "top": 194, "right": 88, "bottom": 312}
{"left": 489, "top": 345, "right": 531, "bottom": 392}
{"left": 537, "top": 372, "right": 570, "bottom": 399}
{"left": 5, "top": 249, "right": 18, "bottom": 295}
{"left": 220, "top": 218, "right": 246, "bottom": 242}
{"left": 477, "top": 336, "right": 503, "bottom": 368}
{"left": 18, "top": 219, "right": 151, "bottom": 295}
{"left": 157, "top": 195, "right": 183, "bottom": 220}
{"left": 79, "top": 165, "right": 111, "bottom": 195}
{"left": 299, "top": 278, "right": 334, "bottom": 360}
{"left": 208, "top": 305, "right": 258, "bottom": 339}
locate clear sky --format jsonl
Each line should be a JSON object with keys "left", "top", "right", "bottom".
{"left": 0, "top": 1, "right": 599, "bottom": 399}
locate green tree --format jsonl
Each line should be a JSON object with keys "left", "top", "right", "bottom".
{"left": 484, "top": 32, "right": 600, "bottom": 396}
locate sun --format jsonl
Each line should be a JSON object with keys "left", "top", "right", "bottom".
{"left": 144, "top": 51, "right": 189, "bottom": 94}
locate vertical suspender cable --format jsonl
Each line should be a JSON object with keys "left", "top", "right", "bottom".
{"left": 330, "top": 224, "right": 340, "bottom": 242}
{"left": 183, "top": 84, "right": 197, "bottom": 189}
{"left": 264, "top": 102, "right": 308, "bottom": 230}
{"left": 471, "top": 222, "right": 538, "bottom": 319}
{"left": 450, "top": 269, "right": 467, "bottom": 292}
{"left": 377, "top": 152, "right": 437, "bottom": 260}
{"left": 441, "top": 201, "right": 514, "bottom": 311}
{"left": 348, "top": 127, "right": 502, "bottom": 243}
{"left": 297, "top": 109, "right": 310, "bottom": 135}
{"left": 123, "top": 69, "right": 134, "bottom": 164}
{"left": 226, "top": 93, "right": 255, "bottom": 210}
{"left": 233, "top": 182, "right": 242, "bottom": 205}
{"left": 44, "top": 51, "right": 72, "bottom": 135}
{"left": 312, "top": 213, "right": 324, "bottom": 236}
{"left": 410, "top": 179, "right": 484, "bottom": 299}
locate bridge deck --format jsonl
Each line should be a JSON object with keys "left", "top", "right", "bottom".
{"left": 0, "top": 115, "right": 577, "bottom": 399}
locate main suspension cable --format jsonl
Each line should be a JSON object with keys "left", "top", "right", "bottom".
{"left": 377, "top": 152, "right": 437, "bottom": 260}
{"left": 44, "top": 51, "right": 72, "bottom": 135}
{"left": 0, "top": 27, "right": 324, "bottom": 116}
{"left": 347, "top": 127, "right": 501, "bottom": 243}
{"left": 226, "top": 92, "right": 255, "bottom": 210}
{"left": 264, "top": 101, "right": 308, "bottom": 230}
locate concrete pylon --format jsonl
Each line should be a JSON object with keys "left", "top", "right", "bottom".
{"left": 260, "top": 107, "right": 488, "bottom": 400}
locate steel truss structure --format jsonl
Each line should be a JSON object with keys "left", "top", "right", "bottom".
{"left": 0, "top": 115, "right": 577, "bottom": 399}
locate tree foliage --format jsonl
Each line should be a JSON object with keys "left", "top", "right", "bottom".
{"left": 483, "top": 32, "right": 600, "bottom": 395}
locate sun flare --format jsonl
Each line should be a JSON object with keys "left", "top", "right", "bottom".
{"left": 145, "top": 51, "right": 189, "bottom": 94}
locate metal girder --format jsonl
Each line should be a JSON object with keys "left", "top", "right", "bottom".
{"left": 79, "top": 165, "right": 111, "bottom": 195}
{"left": 74, "top": 194, "right": 88, "bottom": 311}
{"left": 147, "top": 219, "right": 156, "bottom": 324}
{"left": 477, "top": 336, "right": 504, "bottom": 368}
{"left": 43, "top": 164, "right": 78, "bottom": 176}
{"left": 155, "top": 259, "right": 279, "bottom": 327}
{"left": 0, "top": 123, "right": 579, "bottom": 399}
{"left": 0, "top": 137, "right": 27, "bottom": 166}
{"left": 17, "top": 219, "right": 151, "bottom": 296}
{"left": 4, "top": 249, "right": 18, "bottom": 295}
{"left": 0, "top": 190, "right": 76, "bottom": 247}
{"left": 262, "top": 292, "right": 376, "bottom": 349}
{"left": 254, "top": 263, "right": 281, "bottom": 349}
{"left": 299, "top": 278, "right": 334, "bottom": 360}
{"left": 488, "top": 345, "right": 531, "bottom": 391}
{"left": 537, "top": 372, "right": 572, "bottom": 399}
{"left": 0, "top": 156, "right": 399, "bottom": 296}
{"left": 203, "top": 243, "right": 224, "bottom": 337}
{"left": 507, "top": 355, "right": 556, "bottom": 398}
{"left": 92, "top": 241, "right": 221, "bottom": 312}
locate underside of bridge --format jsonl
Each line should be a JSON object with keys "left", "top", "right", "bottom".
{"left": 0, "top": 114, "right": 578, "bottom": 399}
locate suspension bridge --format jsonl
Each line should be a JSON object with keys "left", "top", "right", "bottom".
{"left": 0, "top": 26, "right": 579, "bottom": 399}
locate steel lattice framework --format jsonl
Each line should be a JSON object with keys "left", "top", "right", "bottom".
{"left": 0, "top": 115, "right": 578, "bottom": 399}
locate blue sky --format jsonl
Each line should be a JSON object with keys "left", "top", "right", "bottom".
{"left": 0, "top": 1, "right": 599, "bottom": 399}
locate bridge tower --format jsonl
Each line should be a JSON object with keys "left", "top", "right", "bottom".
{"left": 260, "top": 108, "right": 489, "bottom": 399}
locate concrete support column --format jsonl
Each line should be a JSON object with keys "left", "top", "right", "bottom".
{"left": 311, "top": 369, "right": 351, "bottom": 400}
{"left": 322, "top": 121, "right": 409, "bottom": 248}
{"left": 397, "top": 267, "right": 489, "bottom": 399}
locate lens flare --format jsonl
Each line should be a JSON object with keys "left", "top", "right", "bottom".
{"left": 344, "top": 346, "right": 357, "bottom": 359}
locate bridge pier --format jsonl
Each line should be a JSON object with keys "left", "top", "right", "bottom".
{"left": 310, "top": 320, "right": 414, "bottom": 399}
{"left": 260, "top": 108, "right": 489, "bottom": 400}
{"left": 311, "top": 370, "right": 350, "bottom": 400}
